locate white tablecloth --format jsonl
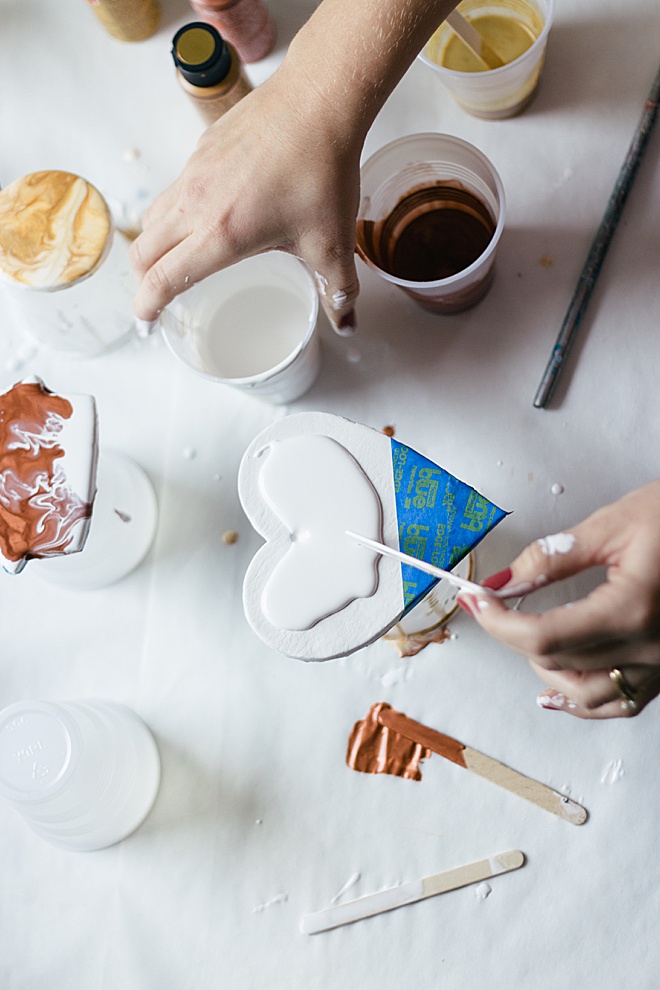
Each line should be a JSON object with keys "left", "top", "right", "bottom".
{"left": 1, "top": 1, "right": 660, "bottom": 987}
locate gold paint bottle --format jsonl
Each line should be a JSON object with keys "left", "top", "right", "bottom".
{"left": 85, "top": 0, "right": 160, "bottom": 42}
{"left": 172, "top": 22, "right": 253, "bottom": 126}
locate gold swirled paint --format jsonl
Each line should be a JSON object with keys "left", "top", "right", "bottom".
{"left": 0, "top": 171, "right": 111, "bottom": 289}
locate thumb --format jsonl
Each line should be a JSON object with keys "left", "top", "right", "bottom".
{"left": 481, "top": 523, "right": 607, "bottom": 600}
{"left": 303, "top": 240, "right": 360, "bottom": 336}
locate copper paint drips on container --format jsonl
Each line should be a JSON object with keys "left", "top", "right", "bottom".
{"left": 0, "top": 381, "right": 92, "bottom": 562}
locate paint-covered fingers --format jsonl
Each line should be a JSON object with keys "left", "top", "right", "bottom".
{"left": 535, "top": 664, "right": 660, "bottom": 719}
{"left": 480, "top": 526, "right": 601, "bottom": 600}
{"left": 304, "top": 236, "right": 360, "bottom": 336}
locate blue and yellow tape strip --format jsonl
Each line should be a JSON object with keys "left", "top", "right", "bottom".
{"left": 391, "top": 440, "right": 507, "bottom": 612}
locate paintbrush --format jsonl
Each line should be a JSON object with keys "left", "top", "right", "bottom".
{"left": 446, "top": 10, "right": 505, "bottom": 70}
{"left": 300, "top": 849, "right": 524, "bottom": 933}
{"left": 378, "top": 705, "right": 588, "bottom": 825}
{"left": 533, "top": 61, "right": 660, "bottom": 408}
{"left": 346, "top": 531, "right": 511, "bottom": 599}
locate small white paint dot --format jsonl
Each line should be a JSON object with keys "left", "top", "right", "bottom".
{"left": 550, "top": 483, "right": 564, "bottom": 496}
{"left": 475, "top": 882, "right": 492, "bottom": 900}
{"left": 122, "top": 147, "right": 141, "bottom": 162}
{"left": 496, "top": 459, "right": 504, "bottom": 467}
{"left": 255, "top": 819, "right": 263, "bottom": 825}
{"left": 182, "top": 447, "right": 197, "bottom": 460}
{"left": 450, "top": 632, "right": 458, "bottom": 640}
{"left": 212, "top": 473, "right": 222, "bottom": 482}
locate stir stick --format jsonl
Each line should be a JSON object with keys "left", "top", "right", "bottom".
{"left": 346, "top": 531, "right": 505, "bottom": 598}
{"left": 378, "top": 706, "right": 588, "bottom": 825}
{"left": 446, "top": 10, "right": 505, "bottom": 70}
{"left": 300, "top": 850, "right": 524, "bottom": 933}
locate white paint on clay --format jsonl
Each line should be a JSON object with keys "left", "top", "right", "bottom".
{"left": 331, "top": 290, "right": 348, "bottom": 311}
{"left": 550, "top": 483, "right": 564, "bottom": 496}
{"left": 600, "top": 759, "right": 624, "bottom": 785}
{"left": 257, "top": 435, "right": 382, "bottom": 630}
{"left": 474, "top": 882, "right": 492, "bottom": 900}
{"left": 537, "top": 532, "right": 575, "bottom": 556}
{"left": 252, "top": 893, "right": 288, "bottom": 913}
{"left": 314, "top": 272, "right": 328, "bottom": 295}
{"left": 329, "top": 872, "right": 361, "bottom": 904}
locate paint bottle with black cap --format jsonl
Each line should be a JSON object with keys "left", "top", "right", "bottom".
{"left": 172, "top": 22, "right": 252, "bottom": 126}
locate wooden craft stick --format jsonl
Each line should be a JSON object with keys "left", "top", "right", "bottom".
{"left": 378, "top": 707, "right": 588, "bottom": 825}
{"left": 300, "top": 850, "right": 524, "bottom": 934}
{"left": 446, "top": 10, "right": 505, "bottom": 69}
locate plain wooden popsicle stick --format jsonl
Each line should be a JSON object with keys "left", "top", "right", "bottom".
{"left": 300, "top": 850, "right": 524, "bottom": 933}
{"left": 446, "top": 9, "right": 506, "bottom": 69}
{"left": 378, "top": 707, "right": 588, "bottom": 826}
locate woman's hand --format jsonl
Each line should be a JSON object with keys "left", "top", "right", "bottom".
{"left": 458, "top": 481, "right": 660, "bottom": 719}
{"left": 130, "top": 63, "right": 362, "bottom": 334}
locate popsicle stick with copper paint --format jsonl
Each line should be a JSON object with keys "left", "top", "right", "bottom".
{"left": 378, "top": 707, "right": 588, "bottom": 825}
{"left": 300, "top": 850, "right": 524, "bottom": 934}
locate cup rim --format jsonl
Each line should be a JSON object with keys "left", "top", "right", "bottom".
{"left": 418, "top": 0, "right": 555, "bottom": 79}
{"left": 161, "top": 252, "right": 319, "bottom": 387}
{"left": 357, "top": 132, "right": 506, "bottom": 290}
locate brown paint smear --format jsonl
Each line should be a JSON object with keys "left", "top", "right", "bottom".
{"left": 0, "top": 381, "right": 92, "bottom": 562}
{"left": 346, "top": 702, "right": 467, "bottom": 782}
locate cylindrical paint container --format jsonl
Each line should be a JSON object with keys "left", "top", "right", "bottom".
{"left": 188, "top": 0, "right": 276, "bottom": 63}
{"left": 32, "top": 450, "right": 158, "bottom": 590}
{"left": 172, "top": 22, "right": 253, "bottom": 126}
{"left": 420, "top": 0, "right": 554, "bottom": 119}
{"left": 85, "top": 0, "right": 160, "bottom": 42}
{"left": 0, "top": 699, "right": 160, "bottom": 851}
{"left": 160, "top": 252, "right": 321, "bottom": 404}
{"left": 0, "top": 171, "right": 136, "bottom": 357}
{"left": 356, "top": 134, "right": 505, "bottom": 313}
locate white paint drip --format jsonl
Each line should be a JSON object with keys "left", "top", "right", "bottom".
{"left": 537, "top": 532, "right": 575, "bottom": 556}
{"left": 381, "top": 665, "right": 413, "bottom": 687}
{"left": 253, "top": 893, "right": 288, "bottom": 913}
{"left": 329, "top": 872, "right": 361, "bottom": 904}
{"left": 600, "top": 759, "right": 624, "bottom": 785}
{"left": 474, "top": 882, "right": 492, "bottom": 900}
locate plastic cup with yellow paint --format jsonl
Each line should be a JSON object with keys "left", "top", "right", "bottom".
{"left": 420, "top": 0, "right": 554, "bottom": 119}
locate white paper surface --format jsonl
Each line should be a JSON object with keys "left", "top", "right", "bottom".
{"left": 1, "top": 1, "right": 660, "bottom": 988}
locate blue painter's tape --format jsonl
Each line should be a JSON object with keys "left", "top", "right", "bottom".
{"left": 390, "top": 439, "right": 508, "bottom": 612}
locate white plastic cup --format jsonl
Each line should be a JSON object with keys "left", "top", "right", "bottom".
{"left": 0, "top": 171, "right": 136, "bottom": 357}
{"left": 160, "top": 252, "right": 321, "bottom": 404}
{"left": 31, "top": 450, "right": 158, "bottom": 590}
{"left": 419, "top": 0, "right": 554, "bottom": 119}
{"left": 0, "top": 699, "right": 160, "bottom": 851}
{"left": 357, "top": 133, "right": 505, "bottom": 313}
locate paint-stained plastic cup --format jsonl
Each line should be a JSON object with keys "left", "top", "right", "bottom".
{"left": 0, "top": 699, "right": 160, "bottom": 851}
{"left": 356, "top": 133, "right": 505, "bottom": 313}
{"left": 419, "top": 0, "right": 554, "bottom": 119}
{"left": 160, "top": 252, "right": 321, "bottom": 404}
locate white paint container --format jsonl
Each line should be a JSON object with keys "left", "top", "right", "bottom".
{"left": 32, "top": 450, "right": 158, "bottom": 590}
{"left": 160, "top": 252, "right": 321, "bottom": 404}
{"left": 0, "top": 699, "right": 160, "bottom": 851}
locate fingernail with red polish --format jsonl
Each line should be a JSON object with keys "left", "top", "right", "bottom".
{"left": 335, "top": 310, "right": 356, "bottom": 337}
{"left": 457, "top": 595, "right": 476, "bottom": 616}
{"left": 481, "top": 568, "right": 512, "bottom": 591}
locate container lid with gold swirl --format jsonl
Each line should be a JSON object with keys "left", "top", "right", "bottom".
{"left": 0, "top": 171, "right": 112, "bottom": 290}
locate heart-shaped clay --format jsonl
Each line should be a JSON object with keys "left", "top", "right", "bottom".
{"left": 238, "top": 411, "right": 507, "bottom": 661}
{"left": 0, "top": 377, "right": 98, "bottom": 574}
